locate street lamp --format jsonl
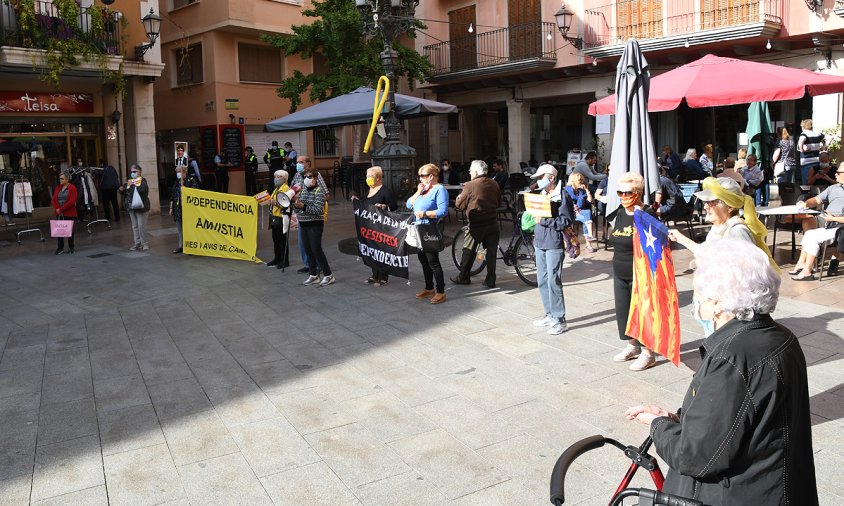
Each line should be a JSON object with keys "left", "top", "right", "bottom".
{"left": 135, "top": 8, "right": 162, "bottom": 61}
{"left": 554, "top": 4, "right": 583, "bottom": 50}
{"left": 355, "top": 0, "right": 420, "bottom": 200}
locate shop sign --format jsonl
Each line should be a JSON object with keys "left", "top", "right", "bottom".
{"left": 0, "top": 92, "right": 95, "bottom": 114}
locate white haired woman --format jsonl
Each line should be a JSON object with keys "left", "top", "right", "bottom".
{"left": 266, "top": 170, "right": 292, "bottom": 269}
{"left": 625, "top": 238, "right": 817, "bottom": 505}
{"left": 681, "top": 148, "right": 708, "bottom": 180}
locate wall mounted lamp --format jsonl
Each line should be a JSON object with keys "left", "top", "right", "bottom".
{"left": 554, "top": 4, "right": 583, "bottom": 50}
{"left": 134, "top": 8, "right": 162, "bottom": 61}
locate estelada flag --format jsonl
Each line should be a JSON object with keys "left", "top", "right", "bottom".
{"left": 625, "top": 210, "right": 682, "bottom": 366}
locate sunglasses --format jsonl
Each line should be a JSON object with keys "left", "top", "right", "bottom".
{"left": 418, "top": 173, "right": 431, "bottom": 178}
{"left": 703, "top": 199, "right": 723, "bottom": 207}
{"left": 617, "top": 190, "right": 637, "bottom": 196}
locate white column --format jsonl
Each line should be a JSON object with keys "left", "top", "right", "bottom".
{"left": 128, "top": 78, "right": 160, "bottom": 214}
{"left": 506, "top": 98, "right": 530, "bottom": 172}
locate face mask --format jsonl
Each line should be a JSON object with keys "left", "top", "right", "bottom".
{"left": 536, "top": 178, "right": 550, "bottom": 190}
{"left": 130, "top": 171, "right": 138, "bottom": 178}
{"left": 175, "top": 172, "right": 182, "bottom": 180}
{"left": 442, "top": 164, "right": 449, "bottom": 171}
{"left": 820, "top": 162, "right": 830, "bottom": 168}
{"left": 693, "top": 298, "right": 716, "bottom": 337}
{"left": 620, "top": 193, "right": 639, "bottom": 209}
{"left": 296, "top": 163, "right": 305, "bottom": 173}
{"left": 304, "top": 177, "right": 314, "bottom": 187}
{"left": 274, "top": 178, "right": 283, "bottom": 186}
{"left": 365, "top": 177, "right": 376, "bottom": 187}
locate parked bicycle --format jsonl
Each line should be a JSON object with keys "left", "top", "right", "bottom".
{"left": 451, "top": 207, "right": 537, "bottom": 286}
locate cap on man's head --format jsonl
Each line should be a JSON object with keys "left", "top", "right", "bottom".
{"left": 271, "top": 140, "right": 279, "bottom": 146}
{"left": 694, "top": 177, "right": 742, "bottom": 202}
{"left": 245, "top": 146, "right": 253, "bottom": 151}
{"left": 531, "top": 164, "right": 558, "bottom": 179}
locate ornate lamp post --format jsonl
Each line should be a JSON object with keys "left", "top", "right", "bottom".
{"left": 355, "top": 0, "right": 420, "bottom": 200}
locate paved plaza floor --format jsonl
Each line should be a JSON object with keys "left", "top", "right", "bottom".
{"left": 0, "top": 200, "right": 842, "bottom": 505}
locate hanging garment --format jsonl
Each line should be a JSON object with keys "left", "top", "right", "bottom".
{"left": 85, "top": 173, "right": 98, "bottom": 206}
{"left": 0, "top": 181, "right": 8, "bottom": 214}
{"left": 13, "top": 182, "right": 33, "bottom": 214}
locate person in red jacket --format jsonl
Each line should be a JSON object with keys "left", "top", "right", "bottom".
{"left": 51, "top": 171, "right": 78, "bottom": 254}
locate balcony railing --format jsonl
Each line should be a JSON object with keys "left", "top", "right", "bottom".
{"left": 584, "top": 0, "right": 782, "bottom": 52}
{"left": 0, "top": 0, "right": 123, "bottom": 56}
{"left": 424, "top": 22, "right": 557, "bottom": 78}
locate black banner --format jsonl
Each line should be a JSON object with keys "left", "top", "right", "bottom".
{"left": 354, "top": 200, "right": 409, "bottom": 279}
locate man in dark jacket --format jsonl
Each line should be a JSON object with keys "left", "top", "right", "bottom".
{"left": 264, "top": 141, "right": 285, "bottom": 175}
{"left": 452, "top": 160, "right": 502, "bottom": 287}
{"left": 98, "top": 159, "right": 120, "bottom": 222}
{"left": 244, "top": 146, "right": 258, "bottom": 196}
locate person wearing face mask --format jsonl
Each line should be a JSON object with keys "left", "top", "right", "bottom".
{"left": 351, "top": 166, "right": 397, "bottom": 286}
{"left": 807, "top": 152, "right": 836, "bottom": 187}
{"left": 244, "top": 146, "right": 259, "bottom": 196}
{"left": 170, "top": 164, "right": 199, "bottom": 254}
{"left": 739, "top": 154, "right": 765, "bottom": 205}
{"left": 452, "top": 160, "right": 502, "bottom": 287}
{"left": 291, "top": 156, "right": 327, "bottom": 273}
{"left": 294, "top": 169, "right": 334, "bottom": 286}
{"left": 407, "top": 163, "right": 449, "bottom": 304}
{"left": 529, "top": 164, "right": 575, "bottom": 335}
{"left": 440, "top": 158, "right": 454, "bottom": 185}
{"left": 122, "top": 163, "right": 150, "bottom": 251}
{"left": 266, "top": 170, "right": 292, "bottom": 269}
{"left": 609, "top": 173, "right": 659, "bottom": 370}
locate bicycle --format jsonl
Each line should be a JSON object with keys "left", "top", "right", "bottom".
{"left": 451, "top": 207, "right": 537, "bottom": 286}
{"left": 549, "top": 435, "right": 702, "bottom": 506}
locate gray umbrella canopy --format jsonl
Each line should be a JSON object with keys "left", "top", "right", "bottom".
{"left": 606, "top": 40, "right": 661, "bottom": 220}
{"left": 265, "top": 87, "right": 457, "bottom": 132}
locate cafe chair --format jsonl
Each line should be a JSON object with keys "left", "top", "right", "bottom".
{"left": 817, "top": 228, "right": 843, "bottom": 281}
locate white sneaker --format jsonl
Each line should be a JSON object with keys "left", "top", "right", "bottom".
{"left": 319, "top": 275, "right": 335, "bottom": 287}
{"left": 141, "top": 244, "right": 150, "bottom": 251}
{"left": 613, "top": 344, "right": 641, "bottom": 362}
{"left": 629, "top": 352, "right": 656, "bottom": 371}
{"left": 533, "top": 315, "right": 553, "bottom": 327}
{"left": 129, "top": 244, "right": 140, "bottom": 251}
{"left": 547, "top": 321, "right": 568, "bottom": 335}
{"left": 303, "top": 275, "right": 320, "bottom": 285}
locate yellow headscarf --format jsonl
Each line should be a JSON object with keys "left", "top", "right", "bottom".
{"left": 701, "top": 177, "right": 778, "bottom": 270}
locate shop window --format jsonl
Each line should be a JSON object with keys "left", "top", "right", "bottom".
{"left": 314, "top": 127, "right": 337, "bottom": 157}
{"left": 312, "top": 52, "right": 330, "bottom": 76}
{"left": 175, "top": 43, "right": 203, "bottom": 86}
{"left": 238, "top": 44, "right": 283, "bottom": 84}
{"left": 172, "top": 0, "right": 198, "bottom": 10}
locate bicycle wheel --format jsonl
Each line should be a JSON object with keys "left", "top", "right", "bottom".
{"left": 513, "top": 233, "right": 538, "bottom": 286}
{"left": 451, "top": 227, "right": 486, "bottom": 275}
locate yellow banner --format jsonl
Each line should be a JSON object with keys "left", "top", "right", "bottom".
{"left": 523, "top": 193, "right": 552, "bottom": 218}
{"left": 181, "top": 187, "right": 262, "bottom": 263}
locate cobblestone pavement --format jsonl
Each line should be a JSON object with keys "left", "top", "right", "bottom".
{"left": 0, "top": 200, "right": 841, "bottom": 505}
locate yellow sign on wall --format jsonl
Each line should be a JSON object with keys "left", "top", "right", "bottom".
{"left": 523, "top": 193, "right": 552, "bottom": 218}
{"left": 181, "top": 187, "right": 262, "bottom": 263}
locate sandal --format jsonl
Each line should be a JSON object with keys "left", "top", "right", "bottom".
{"left": 374, "top": 279, "right": 388, "bottom": 287}
{"left": 366, "top": 277, "right": 377, "bottom": 284}
{"left": 787, "top": 268, "right": 801, "bottom": 276}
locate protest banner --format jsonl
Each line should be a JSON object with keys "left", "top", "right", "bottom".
{"left": 353, "top": 200, "right": 409, "bottom": 279}
{"left": 523, "top": 193, "right": 552, "bottom": 218}
{"left": 626, "top": 210, "right": 681, "bottom": 366}
{"left": 181, "top": 187, "right": 262, "bottom": 263}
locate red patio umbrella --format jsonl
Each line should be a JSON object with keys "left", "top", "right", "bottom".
{"left": 588, "top": 54, "right": 844, "bottom": 115}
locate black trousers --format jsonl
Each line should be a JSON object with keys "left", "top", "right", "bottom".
{"left": 613, "top": 275, "right": 633, "bottom": 341}
{"left": 462, "top": 221, "right": 499, "bottom": 280}
{"left": 370, "top": 266, "right": 389, "bottom": 282}
{"left": 418, "top": 251, "right": 445, "bottom": 292}
{"left": 215, "top": 169, "right": 229, "bottom": 193}
{"left": 300, "top": 223, "right": 331, "bottom": 276}
{"left": 56, "top": 215, "right": 75, "bottom": 251}
{"left": 270, "top": 225, "right": 289, "bottom": 266}
{"left": 101, "top": 189, "right": 120, "bottom": 222}
{"left": 245, "top": 170, "right": 257, "bottom": 196}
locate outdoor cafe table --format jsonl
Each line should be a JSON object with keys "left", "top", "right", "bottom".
{"left": 757, "top": 205, "right": 821, "bottom": 260}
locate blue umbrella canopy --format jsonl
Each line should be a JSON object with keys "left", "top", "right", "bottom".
{"left": 265, "top": 87, "right": 457, "bottom": 132}
{"left": 606, "top": 40, "right": 661, "bottom": 219}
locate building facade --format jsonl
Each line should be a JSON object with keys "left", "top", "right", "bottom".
{"left": 0, "top": 0, "right": 164, "bottom": 216}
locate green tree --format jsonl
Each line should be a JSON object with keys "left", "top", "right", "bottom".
{"left": 261, "top": 0, "right": 431, "bottom": 113}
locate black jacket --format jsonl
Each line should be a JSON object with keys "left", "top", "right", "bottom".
{"left": 650, "top": 315, "right": 818, "bottom": 506}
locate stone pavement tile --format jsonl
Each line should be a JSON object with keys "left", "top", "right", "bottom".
{"left": 470, "top": 310, "right": 539, "bottom": 336}
{"left": 576, "top": 403, "right": 654, "bottom": 450}
{"left": 337, "top": 343, "right": 407, "bottom": 375}
{"left": 340, "top": 391, "right": 435, "bottom": 444}
{"left": 434, "top": 368, "right": 534, "bottom": 413}
{"left": 37, "top": 398, "right": 97, "bottom": 446}
{"left": 464, "top": 327, "right": 549, "bottom": 358}
{"left": 389, "top": 342, "right": 469, "bottom": 379}
{"left": 388, "top": 428, "right": 509, "bottom": 501}
{"left": 806, "top": 354, "right": 844, "bottom": 392}
{"left": 0, "top": 344, "right": 45, "bottom": 372}
{"left": 584, "top": 372, "right": 684, "bottom": 409}
{"left": 414, "top": 395, "right": 522, "bottom": 450}
{"left": 241, "top": 359, "right": 304, "bottom": 393}
{"left": 260, "top": 461, "right": 361, "bottom": 506}
{"left": 450, "top": 479, "right": 541, "bottom": 505}
{"left": 178, "top": 453, "right": 272, "bottom": 506}
{"left": 800, "top": 343, "right": 837, "bottom": 366}
{"left": 147, "top": 377, "right": 211, "bottom": 421}
{"left": 0, "top": 391, "right": 40, "bottom": 426}
{"left": 519, "top": 347, "right": 617, "bottom": 385}
{"left": 31, "top": 485, "right": 108, "bottom": 506}
{"left": 798, "top": 330, "right": 844, "bottom": 355}
{"left": 202, "top": 382, "right": 279, "bottom": 427}
{"left": 137, "top": 354, "right": 194, "bottom": 386}
{"left": 354, "top": 470, "right": 449, "bottom": 506}
{"left": 160, "top": 410, "right": 239, "bottom": 466}
{"left": 103, "top": 443, "right": 185, "bottom": 505}
{"left": 224, "top": 336, "right": 285, "bottom": 366}
{"left": 45, "top": 328, "right": 87, "bottom": 354}
{"left": 475, "top": 433, "right": 559, "bottom": 496}
{"left": 372, "top": 367, "right": 456, "bottom": 408}
{"left": 809, "top": 389, "right": 844, "bottom": 422}
{"left": 0, "top": 473, "right": 31, "bottom": 505}
{"left": 228, "top": 417, "right": 320, "bottom": 477}
{"left": 452, "top": 345, "right": 544, "bottom": 382}
{"left": 89, "top": 350, "right": 139, "bottom": 381}
{"left": 0, "top": 363, "right": 43, "bottom": 399}
{"left": 30, "top": 435, "right": 104, "bottom": 503}
{"left": 305, "top": 422, "right": 409, "bottom": 488}
{"left": 189, "top": 356, "right": 255, "bottom": 388}
{"left": 305, "top": 324, "right": 369, "bottom": 349}
{"left": 98, "top": 403, "right": 166, "bottom": 456}
{"left": 171, "top": 334, "right": 230, "bottom": 364}
{"left": 274, "top": 339, "right": 345, "bottom": 371}
{"left": 511, "top": 374, "right": 615, "bottom": 416}
{"left": 41, "top": 367, "right": 93, "bottom": 406}
{"left": 353, "top": 323, "right": 407, "bottom": 347}
{"left": 93, "top": 373, "right": 150, "bottom": 414}
{"left": 207, "top": 321, "right": 261, "bottom": 343}
{"left": 528, "top": 330, "right": 619, "bottom": 362}
{"left": 130, "top": 336, "right": 182, "bottom": 362}
{"left": 0, "top": 424, "right": 37, "bottom": 481}
{"left": 814, "top": 449, "right": 844, "bottom": 498}
{"left": 43, "top": 347, "right": 89, "bottom": 378}
{"left": 268, "top": 386, "right": 358, "bottom": 435}
{"left": 6, "top": 324, "right": 49, "bottom": 349}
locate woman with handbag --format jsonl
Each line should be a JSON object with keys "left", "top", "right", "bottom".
{"left": 51, "top": 171, "right": 77, "bottom": 254}
{"left": 266, "top": 170, "right": 292, "bottom": 269}
{"left": 123, "top": 163, "right": 150, "bottom": 251}
{"left": 407, "top": 163, "right": 449, "bottom": 304}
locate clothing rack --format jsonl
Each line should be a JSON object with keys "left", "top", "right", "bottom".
{"left": 12, "top": 175, "right": 44, "bottom": 245}
{"left": 70, "top": 166, "right": 111, "bottom": 234}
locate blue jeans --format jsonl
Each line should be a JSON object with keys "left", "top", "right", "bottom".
{"left": 298, "top": 226, "right": 311, "bottom": 268}
{"left": 536, "top": 247, "right": 566, "bottom": 323}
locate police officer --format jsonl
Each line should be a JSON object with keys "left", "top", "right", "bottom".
{"left": 244, "top": 146, "right": 258, "bottom": 195}
{"left": 213, "top": 151, "right": 231, "bottom": 193}
{"left": 264, "top": 140, "right": 285, "bottom": 176}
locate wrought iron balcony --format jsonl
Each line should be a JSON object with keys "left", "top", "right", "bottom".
{"left": 0, "top": 0, "right": 123, "bottom": 57}
{"left": 423, "top": 22, "right": 557, "bottom": 81}
{"left": 582, "top": 0, "right": 783, "bottom": 58}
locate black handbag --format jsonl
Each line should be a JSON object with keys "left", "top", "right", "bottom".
{"left": 415, "top": 220, "right": 444, "bottom": 252}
